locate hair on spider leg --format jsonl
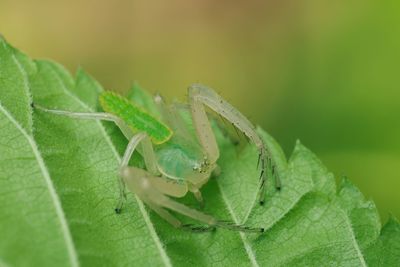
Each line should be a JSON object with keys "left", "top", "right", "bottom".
{"left": 244, "top": 134, "right": 251, "bottom": 145}
{"left": 231, "top": 122, "right": 242, "bottom": 140}
{"left": 181, "top": 224, "right": 216, "bottom": 233}
{"left": 217, "top": 220, "right": 265, "bottom": 233}
{"left": 257, "top": 151, "right": 265, "bottom": 170}
{"left": 259, "top": 177, "right": 266, "bottom": 188}
{"left": 229, "top": 121, "right": 251, "bottom": 148}
{"left": 272, "top": 166, "right": 282, "bottom": 191}
{"left": 211, "top": 112, "right": 240, "bottom": 145}
{"left": 258, "top": 178, "right": 267, "bottom": 206}
{"left": 114, "top": 208, "right": 122, "bottom": 214}
{"left": 259, "top": 169, "right": 265, "bottom": 181}
{"left": 217, "top": 219, "right": 234, "bottom": 224}
{"left": 218, "top": 113, "right": 229, "bottom": 128}
{"left": 241, "top": 226, "right": 265, "bottom": 233}
{"left": 216, "top": 114, "right": 231, "bottom": 137}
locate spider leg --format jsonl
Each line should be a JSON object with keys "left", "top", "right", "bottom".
{"left": 153, "top": 94, "right": 193, "bottom": 141}
{"left": 159, "top": 192, "right": 264, "bottom": 233}
{"left": 187, "top": 84, "right": 281, "bottom": 205}
{"left": 34, "top": 105, "right": 160, "bottom": 174}
{"left": 116, "top": 133, "right": 148, "bottom": 212}
{"left": 117, "top": 133, "right": 160, "bottom": 212}
{"left": 33, "top": 104, "right": 134, "bottom": 139}
{"left": 188, "top": 183, "right": 204, "bottom": 209}
{"left": 146, "top": 203, "right": 214, "bottom": 232}
{"left": 121, "top": 165, "right": 263, "bottom": 233}
{"left": 33, "top": 104, "right": 165, "bottom": 210}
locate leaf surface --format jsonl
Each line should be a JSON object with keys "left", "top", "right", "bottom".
{"left": 30, "top": 59, "right": 172, "bottom": 266}
{"left": 0, "top": 38, "right": 34, "bottom": 133}
{"left": 0, "top": 40, "right": 77, "bottom": 266}
{"left": 0, "top": 104, "right": 78, "bottom": 267}
{"left": 365, "top": 216, "right": 400, "bottom": 266}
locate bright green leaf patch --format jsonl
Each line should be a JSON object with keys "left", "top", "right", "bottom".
{"left": 0, "top": 37, "right": 399, "bottom": 267}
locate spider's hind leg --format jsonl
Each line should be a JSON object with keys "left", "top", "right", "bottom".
{"left": 147, "top": 203, "right": 215, "bottom": 232}
{"left": 121, "top": 162, "right": 264, "bottom": 232}
{"left": 158, "top": 196, "right": 264, "bottom": 233}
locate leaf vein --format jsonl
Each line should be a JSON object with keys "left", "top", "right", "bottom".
{"left": 217, "top": 181, "right": 260, "bottom": 267}
{"left": 0, "top": 103, "right": 79, "bottom": 267}
{"left": 49, "top": 71, "right": 173, "bottom": 267}
{"left": 339, "top": 208, "right": 367, "bottom": 267}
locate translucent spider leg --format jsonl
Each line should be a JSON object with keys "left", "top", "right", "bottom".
{"left": 120, "top": 134, "right": 263, "bottom": 233}
{"left": 33, "top": 104, "right": 134, "bottom": 139}
{"left": 121, "top": 168, "right": 264, "bottom": 233}
{"left": 156, "top": 196, "right": 264, "bottom": 233}
{"left": 188, "top": 183, "right": 204, "bottom": 209}
{"left": 33, "top": 105, "right": 160, "bottom": 211}
{"left": 117, "top": 132, "right": 147, "bottom": 213}
{"left": 33, "top": 104, "right": 159, "bottom": 173}
{"left": 153, "top": 94, "right": 206, "bottom": 208}
{"left": 188, "top": 84, "right": 281, "bottom": 205}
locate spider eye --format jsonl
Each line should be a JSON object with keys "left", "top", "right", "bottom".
{"left": 192, "top": 156, "right": 211, "bottom": 173}
{"left": 193, "top": 164, "right": 201, "bottom": 172}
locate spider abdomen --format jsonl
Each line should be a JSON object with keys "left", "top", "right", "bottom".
{"left": 99, "top": 91, "right": 172, "bottom": 144}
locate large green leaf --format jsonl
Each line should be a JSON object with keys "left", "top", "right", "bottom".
{"left": 0, "top": 41, "right": 77, "bottom": 266}
{"left": 0, "top": 39, "right": 34, "bottom": 134}
{"left": 0, "top": 103, "right": 77, "bottom": 267}
{"left": 0, "top": 38, "right": 399, "bottom": 267}
{"left": 30, "top": 59, "right": 171, "bottom": 266}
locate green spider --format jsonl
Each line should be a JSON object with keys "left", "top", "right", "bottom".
{"left": 35, "top": 84, "right": 281, "bottom": 232}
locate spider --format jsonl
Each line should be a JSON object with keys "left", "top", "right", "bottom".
{"left": 35, "top": 84, "right": 281, "bottom": 232}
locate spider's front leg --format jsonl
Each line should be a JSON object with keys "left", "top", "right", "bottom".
{"left": 188, "top": 84, "right": 281, "bottom": 205}
{"left": 33, "top": 105, "right": 160, "bottom": 211}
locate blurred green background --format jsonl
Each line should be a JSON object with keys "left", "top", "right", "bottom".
{"left": 1, "top": 0, "right": 399, "bottom": 221}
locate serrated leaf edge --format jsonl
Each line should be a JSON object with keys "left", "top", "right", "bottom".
{"left": 217, "top": 182, "right": 260, "bottom": 267}
{"left": 338, "top": 207, "right": 368, "bottom": 266}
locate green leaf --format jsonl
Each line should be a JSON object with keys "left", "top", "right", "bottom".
{"left": 30, "top": 59, "right": 172, "bottom": 266}
{"left": 365, "top": 216, "right": 400, "bottom": 266}
{"left": 214, "top": 132, "right": 334, "bottom": 235}
{"left": 1, "top": 38, "right": 399, "bottom": 267}
{"left": 0, "top": 40, "right": 77, "bottom": 266}
{"left": 73, "top": 67, "right": 104, "bottom": 111}
{"left": 336, "top": 178, "right": 381, "bottom": 251}
{"left": 0, "top": 103, "right": 77, "bottom": 267}
{"left": 0, "top": 38, "right": 34, "bottom": 134}
{"left": 295, "top": 141, "right": 336, "bottom": 196}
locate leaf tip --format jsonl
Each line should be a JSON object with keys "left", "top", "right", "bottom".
{"left": 293, "top": 139, "right": 308, "bottom": 153}
{"left": 387, "top": 214, "right": 400, "bottom": 225}
{"left": 337, "top": 176, "right": 366, "bottom": 201}
{"left": 75, "top": 67, "right": 93, "bottom": 83}
{"left": 339, "top": 175, "right": 352, "bottom": 189}
{"left": 292, "top": 139, "right": 307, "bottom": 154}
{"left": 75, "top": 65, "right": 85, "bottom": 75}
